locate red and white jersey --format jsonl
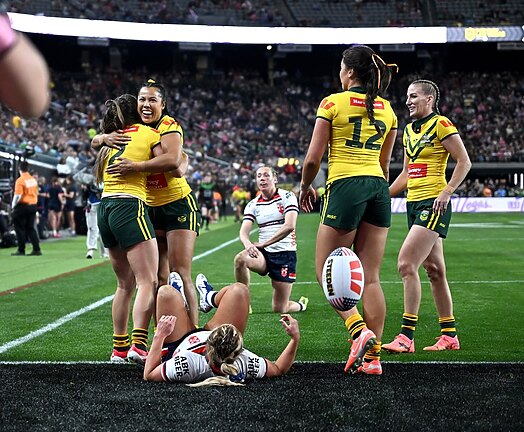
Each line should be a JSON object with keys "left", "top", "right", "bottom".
{"left": 161, "top": 330, "right": 268, "bottom": 383}
{"left": 243, "top": 188, "right": 299, "bottom": 253}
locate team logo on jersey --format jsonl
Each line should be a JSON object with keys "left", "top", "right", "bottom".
{"left": 420, "top": 210, "right": 429, "bottom": 221}
{"left": 277, "top": 203, "right": 284, "bottom": 214}
{"left": 188, "top": 335, "right": 200, "bottom": 344}
{"left": 281, "top": 266, "right": 288, "bottom": 278}
{"left": 178, "top": 216, "right": 187, "bottom": 223}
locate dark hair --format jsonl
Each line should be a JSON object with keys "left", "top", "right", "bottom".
{"left": 139, "top": 79, "right": 170, "bottom": 117}
{"left": 101, "top": 94, "right": 140, "bottom": 134}
{"left": 19, "top": 161, "right": 29, "bottom": 172}
{"left": 342, "top": 45, "right": 397, "bottom": 137}
{"left": 411, "top": 79, "right": 441, "bottom": 114}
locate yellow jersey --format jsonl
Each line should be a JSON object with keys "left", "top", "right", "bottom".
{"left": 403, "top": 113, "right": 459, "bottom": 201}
{"left": 316, "top": 87, "right": 397, "bottom": 184}
{"left": 102, "top": 124, "right": 160, "bottom": 201}
{"left": 146, "top": 114, "right": 192, "bottom": 207}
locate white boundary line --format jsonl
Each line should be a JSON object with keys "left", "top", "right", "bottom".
{"left": 0, "top": 232, "right": 252, "bottom": 355}
{"left": 0, "top": 360, "right": 523, "bottom": 365}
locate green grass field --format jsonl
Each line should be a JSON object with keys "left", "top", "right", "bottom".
{"left": 1, "top": 212, "right": 523, "bottom": 363}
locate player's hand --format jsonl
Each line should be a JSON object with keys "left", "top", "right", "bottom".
{"left": 246, "top": 243, "right": 260, "bottom": 258}
{"left": 155, "top": 315, "right": 177, "bottom": 338}
{"left": 280, "top": 314, "right": 300, "bottom": 340}
{"left": 102, "top": 131, "right": 131, "bottom": 149}
{"left": 299, "top": 185, "right": 316, "bottom": 213}
{"left": 432, "top": 191, "right": 450, "bottom": 215}
{"left": 105, "top": 158, "right": 136, "bottom": 176}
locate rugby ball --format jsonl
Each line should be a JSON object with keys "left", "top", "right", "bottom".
{"left": 321, "top": 247, "right": 364, "bottom": 311}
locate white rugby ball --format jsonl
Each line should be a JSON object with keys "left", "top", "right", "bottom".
{"left": 322, "top": 247, "right": 364, "bottom": 311}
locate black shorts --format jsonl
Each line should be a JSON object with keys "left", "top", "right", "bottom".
{"left": 161, "top": 327, "right": 202, "bottom": 362}
{"left": 259, "top": 249, "right": 297, "bottom": 283}
{"left": 149, "top": 191, "right": 201, "bottom": 234}
{"left": 407, "top": 198, "right": 452, "bottom": 238}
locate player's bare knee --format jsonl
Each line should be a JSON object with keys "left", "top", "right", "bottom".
{"left": 157, "top": 284, "right": 176, "bottom": 300}
{"left": 234, "top": 251, "right": 248, "bottom": 269}
{"left": 398, "top": 260, "right": 417, "bottom": 278}
{"left": 424, "top": 262, "right": 444, "bottom": 282}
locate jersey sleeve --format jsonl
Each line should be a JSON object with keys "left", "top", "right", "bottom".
{"left": 159, "top": 118, "right": 183, "bottom": 138}
{"left": 234, "top": 349, "right": 268, "bottom": 381}
{"left": 436, "top": 116, "right": 459, "bottom": 142}
{"left": 162, "top": 351, "right": 212, "bottom": 383}
{"left": 243, "top": 198, "right": 256, "bottom": 223}
{"left": 282, "top": 189, "right": 299, "bottom": 214}
{"left": 316, "top": 95, "right": 337, "bottom": 122}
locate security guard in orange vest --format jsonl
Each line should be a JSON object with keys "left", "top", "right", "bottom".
{"left": 11, "top": 160, "right": 41, "bottom": 256}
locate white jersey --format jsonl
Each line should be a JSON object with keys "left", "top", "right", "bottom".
{"left": 161, "top": 330, "right": 268, "bottom": 384}
{"left": 243, "top": 188, "right": 299, "bottom": 253}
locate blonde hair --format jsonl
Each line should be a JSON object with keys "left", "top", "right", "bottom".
{"left": 187, "top": 324, "right": 244, "bottom": 388}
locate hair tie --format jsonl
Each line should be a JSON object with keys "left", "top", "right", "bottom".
{"left": 147, "top": 79, "right": 156, "bottom": 84}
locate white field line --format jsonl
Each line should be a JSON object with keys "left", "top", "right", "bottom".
{"left": 0, "top": 230, "right": 254, "bottom": 355}
{"left": 231, "top": 280, "right": 524, "bottom": 286}
{"left": 0, "top": 360, "right": 523, "bottom": 365}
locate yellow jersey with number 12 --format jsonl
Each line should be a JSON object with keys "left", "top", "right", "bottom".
{"left": 102, "top": 124, "right": 160, "bottom": 201}
{"left": 403, "top": 113, "right": 459, "bottom": 201}
{"left": 146, "top": 114, "right": 192, "bottom": 207}
{"left": 316, "top": 87, "right": 397, "bottom": 184}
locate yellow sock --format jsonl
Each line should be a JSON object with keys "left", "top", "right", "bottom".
{"left": 344, "top": 313, "right": 366, "bottom": 340}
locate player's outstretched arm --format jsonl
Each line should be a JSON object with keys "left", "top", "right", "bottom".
{"left": 265, "top": 314, "right": 300, "bottom": 377}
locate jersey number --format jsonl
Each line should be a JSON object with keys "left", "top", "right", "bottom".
{"left": 108, "top": 147, "right": 125, "bottom": 166}
{"left": 345, "top": 117, "right": 386, "bottom": 151}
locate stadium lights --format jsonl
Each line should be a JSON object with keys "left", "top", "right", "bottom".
{"left": 8, "top": 12, "right": 447, "bottom": 45}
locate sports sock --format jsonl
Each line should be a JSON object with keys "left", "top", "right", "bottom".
{"left": 113, "top": 333, "right": 130, "bottom": 351}
{"left": 345, "top": 313, "right": 366, "bottom": 340}
{"left": 400, "top": 313, "right": 418, "bottom": 340}
{"left": 298, "top": 296, "right": 309, "bottom": 311}
{"left": 131, "top": 328, "right": 149, "bottom": 350}
{"left": 439, "top": 316, "right": 457, "bottom": 337}
{"left": 206, "top": 291, "right": 218, "bottom": 308}
{"left": 364, "top": 341, "right": 381, "bottom": 363}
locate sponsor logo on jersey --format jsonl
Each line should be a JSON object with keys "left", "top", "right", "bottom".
{"left": 350, "top": 97, "right": 385, "bottom": 109}
{"left": 408, "top": 163, "right": 428, "bottom": 178}
{"left": 173, "top": 355, "right": 190, "bottom": 377}
{"left": 247, "top": 357, "right": 261, "bottom": 378}
{"left": 122, "top": 126, "right": 139, "bottom": 133}
{"left": 440, "top": 119, "right": 454, "bottom": 128}
{"left": 326, "top": 214, "right": 337, "bottom": 220}
{"left": 146, "top": 173, "right": 169, "bottom": 189}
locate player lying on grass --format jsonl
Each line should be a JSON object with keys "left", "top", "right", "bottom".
{"left": 143, "top": 274, "right": 300, "bottom": 386}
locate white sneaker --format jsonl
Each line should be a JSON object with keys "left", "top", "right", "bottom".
{"left": 86, "top": 249, "right": 94, "bottom": 259}
{"left": 168, "top": 272, "right": 188, "bottom": 310}
{"left": 196, "top": 273, "right": 214, "bottom": 313}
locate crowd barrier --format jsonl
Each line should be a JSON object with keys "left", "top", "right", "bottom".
{"left": 391, "top": 197, "right": 524, "bottom": 213}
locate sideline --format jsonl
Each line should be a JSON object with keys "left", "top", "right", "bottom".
{"left": 0, "top": 232, "right": 252, "bottom": 354}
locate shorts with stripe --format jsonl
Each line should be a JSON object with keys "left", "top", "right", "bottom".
{"left": 407, "top": 198, "right": 451, "bottom": 238}
{"left": 149, "top": 191, "right": 201, "bottom": 234}
{"left": 259, "top": 249, "right": 297, "bottom": 283}
{"left": 97, "top": 197, "right": 155, "bottom": 249}
{"left": 320, "top": 176, "right": 391, "bottom": 230}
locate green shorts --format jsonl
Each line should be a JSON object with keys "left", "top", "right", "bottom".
{"left": 149, "top": 191, "right": 201, "bottom": 234}
{"left": 320, "top": 176, "right": 391, "bottom": 230}
{"left": 406, "top": 198, "right": 452, "bottom": 238}
{"left": 97, "top": 197, "right": 155, "bottom": 249}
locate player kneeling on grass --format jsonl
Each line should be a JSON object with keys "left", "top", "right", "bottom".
{"left": 143, "top": 273, "right": 300, "bottom": 386}
{"left": 234, "top": 166, "right": 308, "bottom": 314}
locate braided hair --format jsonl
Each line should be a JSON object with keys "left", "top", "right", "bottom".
{"left": 341, "top": 45, "right": 398, "bottom": 137}
{"left": 188, "top": 324, "right": 245, "bottom": 387}
{"left": 411, "top": 79, "right": 441, "bottom": 114}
